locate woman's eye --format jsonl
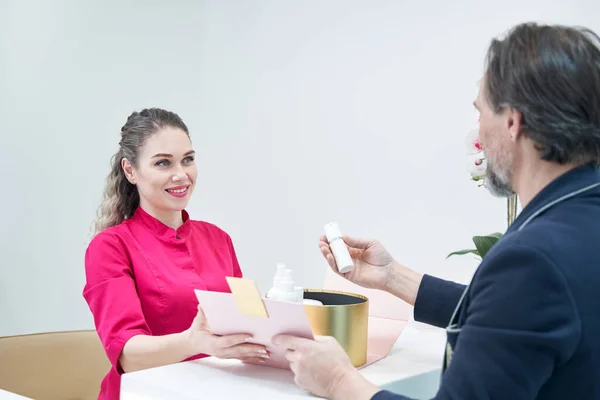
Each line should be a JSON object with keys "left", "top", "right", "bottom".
{"left": 183, "top": 156, "right": 195, "bottom": 163}
{"left": 155, "top": 160, "right": 170, "bottom": 167}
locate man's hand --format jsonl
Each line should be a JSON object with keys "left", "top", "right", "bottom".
{"left": 273, "top": 334, "right": 380, "bottom": 400}
{"left": 319, "top": 235, "right": 395, "bottom": 291}
{"left": 319, "top": 235, "right": 423, "bottom": 306}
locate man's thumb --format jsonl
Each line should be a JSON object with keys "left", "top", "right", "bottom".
{"left": 342, "top": 235, "right": 374, "bottom": 250}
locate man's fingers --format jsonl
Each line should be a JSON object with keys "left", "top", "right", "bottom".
{"left": 320, "top": 236, "right": 366, "bottom": 274}
{"left": 348, "top": 248, "right": 362, "bottom": 260}
{"left": 342, "top": 235, "right": 373, "bottom": 250}
{"left": 288, "top": 358, "right": 300, "bottom": 376}
{"left": 284, "top": 348, "right": 301, "bottom": 363}
{"left": 319, "top": 243, "right": 332, "bottom": 257}
{"left": 320, "top": 245, "right": 339, "bottom": 270}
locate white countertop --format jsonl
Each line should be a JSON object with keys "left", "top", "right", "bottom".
{"left": 121, "top": 322, "right": 446, "bottom": 399}
{"left": 0, "top": 389, "right": 30, "bottom": 400}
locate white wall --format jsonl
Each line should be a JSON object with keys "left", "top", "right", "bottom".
{"left": 1, "top": 0, "right": 599, "bottom": 336}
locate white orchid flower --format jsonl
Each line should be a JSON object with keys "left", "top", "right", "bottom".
{"left": 465, "top": 127, "right": 484, "bottom": 155}
{"left": 467, "top": 153, "right": 487, "bottom": 181}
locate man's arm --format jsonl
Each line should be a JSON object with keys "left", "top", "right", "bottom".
{"left": 412, "top": 275, "right": 466, "bottom": 328}
{"left": 386, "top": 263, "right": 467, "bottom": 328}
{"left": 366, "top": 245, "right": 581, "bottom": 400}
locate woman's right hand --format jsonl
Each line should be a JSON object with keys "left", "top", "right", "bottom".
{"left": 186, "top": 304, "right": 270, "bottom": 364}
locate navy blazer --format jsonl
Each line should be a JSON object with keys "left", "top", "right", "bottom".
{"left": 373, "top": 164, "right": 600, "bottom": 399}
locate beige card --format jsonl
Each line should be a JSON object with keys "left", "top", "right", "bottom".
{"left": 225, "top": 276, "right": 269, "bottom": 318}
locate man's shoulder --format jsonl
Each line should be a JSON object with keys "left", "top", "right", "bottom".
{"left": 478, "top": 236, "right": 560, "bottom": 284}
{"left": 477, "top": 208, "right": 600, "bottom": 303}
{"left": 500, "top": 205, "right": 600, "bottom": 275}
{"left": 516, "top": 194, "right": 600, "bottom": 248}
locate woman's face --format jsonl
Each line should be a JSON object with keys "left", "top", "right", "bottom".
{"left": 123, "top": 126, "right": 197, "bottom": 217}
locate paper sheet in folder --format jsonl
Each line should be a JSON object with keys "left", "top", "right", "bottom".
{"left": 194, "top": 277, "right": 314, "bottom": 369}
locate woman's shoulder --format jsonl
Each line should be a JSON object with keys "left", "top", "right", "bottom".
{"left": 86, "top": 221, "right": 134, "bottom": 254}
{"left": 188, "top": 219, "right": 233, "bottom": 242}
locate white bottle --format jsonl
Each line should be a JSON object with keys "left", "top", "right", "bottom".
{"left": 279, "top": 270, "right": 298, "bottom": 302}
{"left": 324, "top": 222, "right": 355, "bottom": 273}
{"left": 266, "top": 265, "right": 301, "bottom": 303}
{"left": 294, "top": 285, "right": 323, "bottom": 306}
{"left": 294, "top": 286, "right": 304, "bottom": 303}
{"left": 265, "top": 262, "right": 286, "bottom": 299}
{"left": 303, "top": 298, "right": 324, "bottom": 306}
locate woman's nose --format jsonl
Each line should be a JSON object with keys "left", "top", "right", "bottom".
{"left": 171, "top": 165, "right": 186, "bottom": 181}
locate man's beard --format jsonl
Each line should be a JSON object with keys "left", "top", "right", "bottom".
{"left": 484, "top": 152, "right": 515, "bottom": 198}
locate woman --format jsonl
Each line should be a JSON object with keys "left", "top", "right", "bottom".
{"left": 83, "top": 108, "right": 268, "bottom": 400}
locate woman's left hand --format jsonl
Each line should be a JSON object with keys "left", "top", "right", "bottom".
{"left": 187, "top": 304, "right": 269, "bottom": 364}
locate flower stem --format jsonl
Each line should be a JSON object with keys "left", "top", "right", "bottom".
{"left": 507, "top": 194, "right": 518, "bottom": 227}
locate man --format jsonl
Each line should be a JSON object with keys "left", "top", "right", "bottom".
{"left": 274, "top": 22, "right": 600, "bottom": 399}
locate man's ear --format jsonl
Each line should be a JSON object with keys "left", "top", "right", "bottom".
{"left": 507, "top": 108, "right": 523, "bottom": 142}
{"left": 121, "top": 158, "right": 136, "bottom": 184}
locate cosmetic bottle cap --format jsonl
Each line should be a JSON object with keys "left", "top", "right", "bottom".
{"left": 324, "top": 222, "right": 343, "bottom": 242}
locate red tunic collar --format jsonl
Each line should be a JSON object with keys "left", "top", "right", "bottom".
{"left": 130, "top": 206, "right": 191, "bottom": 241}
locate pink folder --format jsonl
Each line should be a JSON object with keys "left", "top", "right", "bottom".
{"left": 194, "top": 290, "right": 314, "bottom": 369}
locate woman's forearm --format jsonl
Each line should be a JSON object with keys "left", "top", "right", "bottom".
{"left": 120, "top": 331, "right": 197, "bottom": 373}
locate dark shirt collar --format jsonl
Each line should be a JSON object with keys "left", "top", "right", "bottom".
{"left": 508, "top": 163, "right": 600, "bottom": 233}
{"left": 130, "top": 206, "right": 191, "bottom": 241}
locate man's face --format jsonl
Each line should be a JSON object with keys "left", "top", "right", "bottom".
{"left": 475, "top": 79, "right": 516, "bottom": 198}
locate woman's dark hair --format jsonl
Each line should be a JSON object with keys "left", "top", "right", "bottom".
{"left": 93, "top": 108, "right": 189, "bottom": 234}
{"left": 484, "top": 22, "right": 600, "bottom": 165}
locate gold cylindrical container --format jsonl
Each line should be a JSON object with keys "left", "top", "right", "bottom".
{"left": 303, "top": 289, "right": 368, "bottom": 367}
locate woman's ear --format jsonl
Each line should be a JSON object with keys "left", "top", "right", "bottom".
{"left": 121, "top": 158, "right": 136, "bottom": 184}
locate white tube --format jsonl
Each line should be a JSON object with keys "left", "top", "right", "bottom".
{"left": 324, "top": 222, "right": 355, "bottom": 273}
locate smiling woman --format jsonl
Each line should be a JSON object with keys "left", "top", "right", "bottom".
{"left": 83, "top": 108, "right": 269, "bottom": 400}
{"left": 93, "top": 110, "right": 196, "bottom": 233}
{"left": 119, "top": 123, "right": 198, "bottom": 230}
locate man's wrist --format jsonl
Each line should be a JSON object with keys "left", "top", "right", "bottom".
{"left": 330, "top": 367, "right": 380, "bottom": 400}
{"left": 384, "top": 261, "right": 423, "bottom": 306}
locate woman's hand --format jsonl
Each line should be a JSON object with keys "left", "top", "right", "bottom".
{"left": 187, "top": 304, "right": 270, "bottom": 364}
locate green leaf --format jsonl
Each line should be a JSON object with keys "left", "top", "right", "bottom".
{"left": 446, "top": 248, "right": 480, "bottom": 259}
{"left": 472, "top": 233, "right": 503, "bottom": 258}
{"left": 487, "top": 232, "right": 504, "bottom": 239}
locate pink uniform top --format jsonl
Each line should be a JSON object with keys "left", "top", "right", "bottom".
{"left": 83, "top": 207, "right": 242, "bottom": 400}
